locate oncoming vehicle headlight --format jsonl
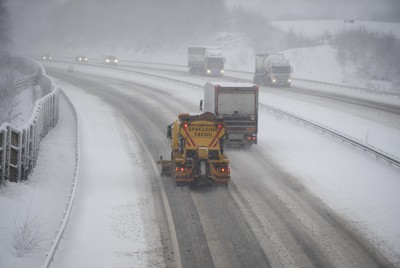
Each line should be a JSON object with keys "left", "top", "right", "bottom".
{"left": 79, "top": 57, "right": 82, "bottom": 61}
{"left": 221, "top": 70, "right": 224, "bottom": 73}
{"left": 115, "top": 59, "right": 118, "bottom": 63}
{"left": 272, "top": 78, "right": 276, "bottom": 83}
{"left": 106, "top": 59, "right": 109, "bottom": 63}
{"left": 207, "top": 69, "right": 211, "bottom": 74}
{"left": 288, "top": 78, "right": 292, "bottom": 82}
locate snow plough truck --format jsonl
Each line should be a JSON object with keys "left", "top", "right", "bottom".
{"left": 158, "top": 112, "right": 230, "bottom": 186}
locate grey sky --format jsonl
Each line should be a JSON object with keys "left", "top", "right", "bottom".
{"left": 225, "top": 0, "right": 400, "bottom": 21}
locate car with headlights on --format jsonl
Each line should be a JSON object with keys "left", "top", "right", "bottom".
{"left": 75, "top": 55, "right": 88, "bottom": 62}
{"left": 41, "top": 55, "right": 52, "bottom": 61}
{"left": 103, "top": 55, "right": 118, "bottom": 65}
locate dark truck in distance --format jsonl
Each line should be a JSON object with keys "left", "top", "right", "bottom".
{"left": 188, "top": 46, "right": 225, "bottom": 76}
{"left": 200, "top": 82, "right": 259, "bottom": 147}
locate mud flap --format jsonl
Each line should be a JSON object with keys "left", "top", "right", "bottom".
{"left": 157, "top": 160, "right": 172, "bottom": 176}
{"left": 192, "top": 175, "right": 213, "bottom": 188}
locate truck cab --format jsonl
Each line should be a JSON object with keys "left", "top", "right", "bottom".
{"left": 254, "top": 53, "right": 293, "bottom": 86}
{"left": 188, "top": 46, "right": 225, "bottom": 76}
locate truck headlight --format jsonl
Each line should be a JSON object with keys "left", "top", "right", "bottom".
{"left": 221, "top": 70, "right": 224, "bottom": 74}
{"left": 106, "top": 59, "right": 109, "bottom": 63}
{"left": 207, "top": 70, "right": 211, "bottom": 74}
{"left": 288, "top": 78, "right": 291, "bottom": 82}
{"left": 272, "top": 78, "right": 276, "bottom": 83}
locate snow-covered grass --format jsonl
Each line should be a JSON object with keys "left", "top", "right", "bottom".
{"left": 0, "top": 96, "right": 76, "bottom": 268}
{"left": 257, "top": 106, "right": 400, "bottom": 259}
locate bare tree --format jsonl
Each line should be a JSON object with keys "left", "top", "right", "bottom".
{"left": 0, "top": 0, "right": 20, "bottom": 125}
{"left": 0, "top": 0, "right": 12, "bottom": 57}
{"left": 0, "top": 69, "right": 21, "bottom": 125}
{"left": 7, "top": 202, "right": 46, "bottom": 257}
{"left": 335, "top": 28, "right": 400, "bottom": 85}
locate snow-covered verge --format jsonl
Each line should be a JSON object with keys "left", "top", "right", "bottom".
{"left": 256, "top": 106, "right": 400, "bottom": 263}
{"left": 0, "top": 60, "right": 66, "bottom": 267}
{"left": 0, "top": 95, "right": 76, "bottom": 268}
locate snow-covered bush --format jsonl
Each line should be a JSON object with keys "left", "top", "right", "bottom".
{"left": 7, "top": 207, "right": 46, "bottom": 257}
{"left": 334, "top": 28, "right": 400, "bottom": 87}
{"left": 227, "top": 6, "right": 315, "bottom": 54}
{"left": 0, "top": 65, "right": 21, "bottom": 125}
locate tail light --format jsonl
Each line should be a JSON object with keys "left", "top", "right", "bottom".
{"left": 218, "top": 166, "right": 230, "bottom": 173}
{"left": 245, "top": 135, "right": 257, "bottom": 141}
{"left": 175, "top": 167, "right": 191, "bottom": 172}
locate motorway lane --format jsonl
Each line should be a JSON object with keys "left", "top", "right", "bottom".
{"left": 47, "top": 66, "right": 394, "bottom": 267}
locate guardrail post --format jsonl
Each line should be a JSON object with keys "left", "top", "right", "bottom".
{"left": 8, "top": 127, "right": 22, "bottom": 182}
{"left": 20, "top": 127, "right": 30, "bottom": 181}
{"left": 28, "top": 124, "right": 36, "bottom": 171}
{"left": 0, "top": 127, "right": 6, "bottom": 185}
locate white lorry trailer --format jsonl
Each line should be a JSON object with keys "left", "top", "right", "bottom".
{"left": 200, "top": 82, "right": 258, "bottom": 147}
{"left": 188, "top": 46, "right": 225, "bottom": 76}
{"left": 253, "top": 53, "right": 292, "bottom": 86}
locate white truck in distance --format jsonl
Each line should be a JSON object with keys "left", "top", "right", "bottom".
{"left": 254, "top": 53, "right": 293, "bottom": 86}
{"left": 188, "top": 46, "right": 225, "bottom": 76}
{"left": 200, "top": 82, "right": 258, "bottom": 147}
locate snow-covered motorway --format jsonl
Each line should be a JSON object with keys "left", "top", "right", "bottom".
{"left": 43, "top": 61, "right": 399, "bottom": 267}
